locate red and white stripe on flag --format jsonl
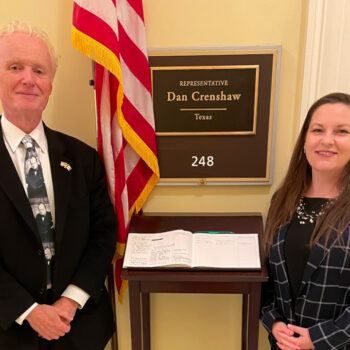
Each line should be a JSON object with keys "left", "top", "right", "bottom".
{"left": 72, "top": 0, "right": 159, "bottom": 298}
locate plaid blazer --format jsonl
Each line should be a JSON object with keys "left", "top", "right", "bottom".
{"left": 261, "top": 224, "right": 350, "bottom": 350}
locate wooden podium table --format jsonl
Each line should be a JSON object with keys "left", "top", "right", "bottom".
{"left": 121, "top": 214, "right": 268, "bottom": 350}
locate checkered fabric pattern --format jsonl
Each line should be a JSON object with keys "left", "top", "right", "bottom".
{"left": 261, "top": 225, "right": 350, "bottom": 349}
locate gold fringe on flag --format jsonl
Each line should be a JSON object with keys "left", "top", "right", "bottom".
{"left": 72, "top": 26, "right": 159, "bottom": 179}
{"left": 72, "top": 25, "right": 159, "bottom": 302}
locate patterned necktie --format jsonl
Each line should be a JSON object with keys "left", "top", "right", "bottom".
{"left": 22, "top": 135, "right": 55, "bottom": 288}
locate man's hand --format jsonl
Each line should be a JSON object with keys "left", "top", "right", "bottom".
{"left": 26, "top": 304, "right": 71, "bottom": 340}
{"left": 53, "top": 296, "right": 79, "bottom": 324}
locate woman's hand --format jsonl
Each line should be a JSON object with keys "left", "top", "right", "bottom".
{"left": 272, "top": 322, "right": 314, "bottom": 349}
{"left": 285, "top": 324, "right": 315, "bottom": 349}
{"left": 272, "top": 321, "right": 298, "bottom": 349}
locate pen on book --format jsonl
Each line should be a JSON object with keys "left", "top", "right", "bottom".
{"left": 194, "top": 231, "right": 234, "bottom": 234}
{"left": 152, "top": 238, "right": 164, "bottom": 241}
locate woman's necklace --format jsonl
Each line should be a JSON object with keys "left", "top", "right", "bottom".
{"left": 296, "top": 197, "right": 329, "bottom": 225}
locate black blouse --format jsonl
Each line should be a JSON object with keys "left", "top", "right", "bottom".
{"left": 284, "top": 197, "right": 329, "bottom": 305}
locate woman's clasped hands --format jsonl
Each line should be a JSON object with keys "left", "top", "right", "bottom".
{"left": 272, "top": 321, "right": 315, "bottom": 350}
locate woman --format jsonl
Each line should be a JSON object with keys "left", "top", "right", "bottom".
{"left": 261, "top": 92, "right": 350, "bottom": 350}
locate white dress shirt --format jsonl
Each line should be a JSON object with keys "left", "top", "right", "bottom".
{"left": 1, "top": 115, "right": 90, "bottom": 325}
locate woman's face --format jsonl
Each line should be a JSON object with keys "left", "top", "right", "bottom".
{"left": 304, "top": 102, "right": 350, "bottom": 179}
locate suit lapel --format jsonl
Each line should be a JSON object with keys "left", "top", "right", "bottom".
{"left": 299, "top": 235, "right": 336, "bottom": 292}
{"left": 271, "top": 226, "right": 296, "bottom": 322}
{"left": 274, "top": 227, "right": 293, "bottom": 300}
{"left": 0, "top": 120, "right": 39, "bottom": 238}
{"left": 44, "top": 126, "right": 73, "bottom": 255}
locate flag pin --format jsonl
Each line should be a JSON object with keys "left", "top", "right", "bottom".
{"left": 60, "top": 161, "right": 72, "bottom": 171}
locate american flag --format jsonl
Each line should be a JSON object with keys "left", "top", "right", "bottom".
{"left": 72, "top": 0, "right": 159, "bottom": 298}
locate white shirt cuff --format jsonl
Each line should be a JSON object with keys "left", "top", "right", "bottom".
{"left": 61, "top": 284, "right": 90, "bottom": 309}
{"left": 16, "top": 303, "right": 38, "bottom": 325}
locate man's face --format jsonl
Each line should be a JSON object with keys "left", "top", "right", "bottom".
{"left": 0, "top": 32, "right": 54, "bottom": 119}
{"left": 30, "top": 156, "right": 38, "bottom": 170}
{"left": 38, "top": 203, "right": 46, "bottom": 215}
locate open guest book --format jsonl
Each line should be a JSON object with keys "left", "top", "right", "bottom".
{"left": 123, "top": 230, "right": 261, "bottom": 270}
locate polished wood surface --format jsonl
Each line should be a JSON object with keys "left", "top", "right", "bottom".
{"left": 121, "top": 214, "right": 268, "bottom": 350}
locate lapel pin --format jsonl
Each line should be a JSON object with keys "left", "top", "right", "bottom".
{"left": 60, "top": 161, "right": 72, "bottom": 171}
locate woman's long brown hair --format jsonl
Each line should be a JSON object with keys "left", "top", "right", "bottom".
{"left": 263, "top": 92, "right": 350, "bottom": 256}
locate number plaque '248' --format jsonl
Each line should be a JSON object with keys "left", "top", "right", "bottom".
{"left": 191, "top": 156, "right": 214, "bottom": 167}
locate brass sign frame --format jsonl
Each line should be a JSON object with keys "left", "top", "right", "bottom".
{"left": 148, "top": 47, "right": 281, "bottom": 185}
{"left": 151, "top": 65, "right": 259, "bottom": 136}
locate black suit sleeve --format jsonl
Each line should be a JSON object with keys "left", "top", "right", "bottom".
{"left": 0, "top": 261, "right": 37, "bottom": 330}
{"left": 67, "top": 149, "right": 117, "bottom": 302}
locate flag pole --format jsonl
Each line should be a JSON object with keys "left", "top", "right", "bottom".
{"left": 91, "top": 61, "right": 119, "bottom": 350}
{"left": 107, "top": 265, "right": 119, "bottom": 350}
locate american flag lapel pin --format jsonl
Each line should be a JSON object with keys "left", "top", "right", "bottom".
{"left": 60, "top": 161, "right": 72, "bottom": 171}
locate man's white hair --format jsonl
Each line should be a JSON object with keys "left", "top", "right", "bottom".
{"left": 0, "top": 21, "right": 58, "bottom": 74}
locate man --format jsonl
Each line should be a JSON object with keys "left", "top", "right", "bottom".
{"left": 35, "top": 202, "right": 54, "bottom": 236}
{"left": 26, "top": 156, "right": 46, "bottom": 197}
{"left": 35, "top": 202, "right": 55, "bottom": 285}
{"left": 0, "top": 22, "right": 117, "bottom": 350}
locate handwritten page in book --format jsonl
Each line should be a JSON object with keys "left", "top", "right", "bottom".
{"left": 123, "top": 230, "right": 193, "bottom": 268}
{"left": 193, "top": 233, "right": 261, "bottom": 269}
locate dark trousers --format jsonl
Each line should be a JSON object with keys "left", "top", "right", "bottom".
{"left": 39, "top": 339, "right": 51, "bottom": 350}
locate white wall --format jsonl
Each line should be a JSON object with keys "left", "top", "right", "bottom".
{"left": 300, "top": 0, "right": 350, "bottom": 125}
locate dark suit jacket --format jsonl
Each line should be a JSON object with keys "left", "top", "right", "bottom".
{"left": 0, "top": 122, "right": 117, "bottom": 350}
{"left": 261, "top": 225, "right": 350, "bottom": 349}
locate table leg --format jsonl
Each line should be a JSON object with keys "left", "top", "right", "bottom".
{"left": 241, "top": 294, "right": 248, "bottom": 350}
{"left": 142, "top": 293, "right": 150, "bottom": 350}
{"left": 247, "top": 284, "right": 261, "bottom": 350}
{"left": 129, "top": 281, "right": 142, "bottom": 350}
